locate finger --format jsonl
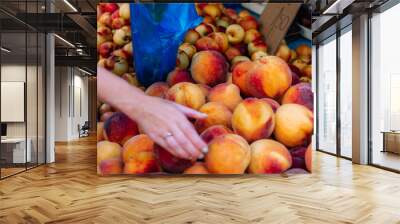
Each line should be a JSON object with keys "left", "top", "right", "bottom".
{"left": 164, "top": 136, "right": 191, "bottom": 159}
{"left": 171, "top": 103, "right": 207, "bottom": 119}
{"left": 178, "top": 121, "right": 208, "bottom": 154}
{"left": 171, "top": 126, "right": 202, "bottom": 160}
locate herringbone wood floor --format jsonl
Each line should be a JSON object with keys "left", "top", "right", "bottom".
{"left": 0, "top": 136, "right": 400, "bottom": 224}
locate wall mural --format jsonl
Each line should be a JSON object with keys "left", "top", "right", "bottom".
{"left": 97, "top": 3, "right": 313, "bottom": 175}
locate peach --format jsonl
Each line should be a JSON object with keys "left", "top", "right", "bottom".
{"left": 223, "top": 8, "right": 239, "bottom": 21}
{"left": 100, "top": 3, "right": 118, "bottom": 13}
{"left": 276, "top": 44, "right": 291, "bottom": 62}
{"left": 103, "top": 112, "right": 139, "bottom": 144}
{"left": 121, "top": 73, "right": 140, "bottom": 87}
{"left": 178, "top": 43, "right": 197, "bottom": 59}
{"left": 239, "top": 17, "right": 259, "bottom": 31}
{"left": 248, "top": 139, "right": 292, "bottom": 174}
{"left": 176, "top": 51, "right": 190, "bottom": 69}
{"left": 251, "top": 51, "right": 268, "bottom": 61}
{"left": 98, "top": 12, "right": 112, "bottom": 27}
{"left": 216, "top": 19, "right": 230, "bottom": 29}
{"left": 197, "top": 84, "right": 211, "bottom": 97}
{"left": 232, "top": 42, "right": 247, "bottom": 55}
{"left": 225, "top": 47, "right": 241, "bottom": 61}
{"left": 113, "top": 26, "right": 131, "bottom": 46}
{"left": 119, "top": 3, "right": 130, "bottom": 20}
{"left": 154, "top": 145, "right": 194, "bottom": 173}
{"left": 195, "top": 36, "right": 220, "bottom": 52}
{"left": 232, "top": 98, "right": 275, "bottom": 142}
{"left": 97, "top": 26, "right": 112, "bottom": 48}
{"left": 184, "top": 162, "right": 209, "bottom": 174}
{"left": 247, "top": 56, "right": 292, "bottom": 99}
{"left": 100, "top": 111, "right": 114, "bottom": 122}
{"left": 208, "top": 32, "right": 229, "bottom": 52}
{"left": 226, "top": 24, "right": 245, "bottom": 44}
{"left": 145, "top": 82, "right": 169, "bottom": 98}
{"left": 166, "top": 68, "right": 193, "bottom": 86}
{"left": 205, "top": 134, "right": 251, "bottom": 174}
{"left": 190, "top": 50, "right": 228, "bottom": 86}
{"left": 105, "top": 55, "right": 129, "bottom": 76}
{"left": 231, "top": 56, "right": 250, "bottom": 67}
{"left": 290, "top": 49, "right": 297, "bottom": 61}
{"left": 281, "top": 83, "right": 313, "bottom": 111}
{"left": 260, "top": 98, "right": 280, "bottom": 112}
{"left": 296, "top": 44, "right": 311, "bottom": 63}
{"left": 98, "top": 41, "right": 116, "bottom": 58}
{"left": 166, "top": 82, "right": 206, "bottom": 110}
{"left": 244, "top": 29, "right": 261, "bottom": 44}
{"left": 195, "top": 102, "right": 232, "bottom": 133}
{"left": 305, "top": 144, "right": 312, "bottom": 172}
{"left": 200, "top": 125, "right": 232, "bottom": 144}
{"left": 122, "top": 135, "right": 159, "bottom": 174}
{"left": 292, "top": 58, "right": 307, "bottom": 72}
{"left": 248, "top": 40, "right": 267, "bottom": 56}
{"left": 238, "top": 10, "right": 251, "bottom": 19}
{"left": 99, "top": 103, "right": 112, "bottom": 114}
{"left": 203, "top": 4, "right": 221, "bottom": 19}
{"left": 195, "top": 3, "right": 208, "bottom": 16}
{"left": 290, "top": 146, "right": 307, "bottom": 170}
{"left": 274, "top": 104, "right": 314, "bottom": 147}
{"left": 302, "top": 64, "right": 312, "bottom": 78}
{"left": 184, "top": 29, "right": 201, "bottom": 44}
{"left": 99, "top": 159, "right": 123, "bottom": 175}
{"left": 195, "top": 23, "right": 214, "bottom": 36}
{"left": 232, "top": 60, "right": 256, "bottom": 96}
{"left": 97, "top": 140, "right": 122, "bottom": 165}
{"left": 97, "top": 122, "right": 105, "bottom": 141}
{"left": 208, "top": 83, "right": 242, "bottom": 111}
{"left": 203, "top": 16, "right": 215, "bottom": 25}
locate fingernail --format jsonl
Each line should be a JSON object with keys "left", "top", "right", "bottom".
{"left": 201, "top": 146, "right": 208, "bottom": 154}
{"left": 198, "top": 154, "right": 204, "bottom": 159}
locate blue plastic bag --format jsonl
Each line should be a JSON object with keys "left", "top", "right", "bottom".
{"left": 130, "top": 3, "right": 202, "bottom": 87}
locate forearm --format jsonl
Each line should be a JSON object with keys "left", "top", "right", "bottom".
{"left": 97, "top": 66, "right": 148, "bottom": 120}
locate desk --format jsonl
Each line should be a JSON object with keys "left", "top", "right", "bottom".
{"left": 381, "top": 131, "right": 400, "bottom": 155}
{"left": 1, "top": 138, "right": 31, "bottom": 163}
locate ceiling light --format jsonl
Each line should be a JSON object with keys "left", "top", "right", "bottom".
{"left": 54, "top": 34, "right": 75, "bottom": 48}
{"left": 1, "top": 47, "right": 11, "bottom": 53}
{"left": 63, "top": 0, "right": 78, "bottom": 12}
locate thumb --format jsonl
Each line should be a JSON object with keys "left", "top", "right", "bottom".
{"left": 172, "top": 102, "right": 207, "bottom": 119}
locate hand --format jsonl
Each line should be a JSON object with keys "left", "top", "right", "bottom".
{"left": 128, "top": 95, "right": 208, "bottom": 160}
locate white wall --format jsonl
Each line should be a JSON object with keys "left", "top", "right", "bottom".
{"left": 54, "top": 67, "right": 89, "bottom": 141}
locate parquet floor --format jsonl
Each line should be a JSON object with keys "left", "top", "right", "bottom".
{"left": 1, "top": 135, "right": 400, "bottom": 224}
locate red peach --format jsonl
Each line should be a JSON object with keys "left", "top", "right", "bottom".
{"left": 302, "top": 64, "right": 312, "bottom": 78}
{"left": 239, "top": 17, "right": 259, "bottom": 31}
{"left": 232, "top": 60, "right": 256, "bottom": 96}
{"left": 176, "top": 51, "right": 190, "bottom": 69}
{"left": 203, "top": 4, "right": 222, "bottom": 19}
{"left": 195, "top": 102, "right": 232, "bottom": 133}
{"left": 195, "top": 23, "right": 214, "bottom": 36}
{"left": 97, "top": 122, "right": 105, "bottom": 142}
{"left": 197, "top": 84, "right": 211, "bottom": 97}
{"left": 281, "top": 83, "right": 313, "bottom": 111}
{"left": 122, "top": 134, "right": 159, "bottom": 174}
{"left": 296, "top": 44, "right": 311, "bottom": 63}
{"left": 97, "top": 140, "right": 122, "bottom": 165}
{"left": 208, "top": 32, "right": 229, "bottom": 52}
{"left": 231, "top": 56, "right": 250, "bottom": 68}
{"left": 145, "top": 82, "right": 169, "bottom": 99}
{"left": 274, "top": 104, "right": 314, "bottom": 147}
{"left": 305, "top": 144, "right": 312, "bottom": 172}
{"left": 226, "top": 24, "right": 245, "bottom": 44}
{"left": 290, "top": 146, "right": 307, "bottom": 170}
{"left": 203, "top": 16, "right": 215, "bottom": 25}
{"left": 178, "top": 43, "right": 197, "bottom": 59}
{"left": 248, "top": 40, "right": 267, "bottom": 56}
{"left": 247, "top": 56, "right": 292, "bottom": 99}
{"left": 195, "top": 36, "right": 220, "bottom": 52}
{"left": 184, "top": 29, "right": 201, "bottom": 45}
{"left": 154, "top": 145, "right": 194, "bottom": 173}
{"left": 166, "top": 82, "right": 206, "bottom": 110}
{"left": 208, "top": 83, "right": 243, "bottom": 111}
{"left": 166, "top": 68, "right": 193, "bottom": 86}
{"left": 244, "top": 29, "right": 261, "bottom": 44}
{"left": 190, "top": 50, "right": 228, "bottom": 86}
{"left": 232, "top": 98, "right": 275, "bottom": 142}
{"left": 200, "top": 125, "right": 232, "bottom": 144}
{"left": 103, "top": 112, "right": 139, "bottom": 145}
{"left": 248, "top": 139, "right": 292, "bottom": 174}
{"left": 205, "top": 134, "right": 251, "bottom": 174}
{"left": 260, "top": 98, "right": 280, "bottom": 112}
{"left": 238, "top": 10, "right": 251, "bottom": 19}
{"left": 184, "top": 162, "right": 209, "bottom": 174}
{"left": 225, "top": 47, "right": 241, "bottom": 61}
{"left": 98, "top": 41, "right": 116, "bottom": 58}
{"left": 100, "top": 3, "right": 118, "bottom": 13}
{"left": 99, "top": 159, "right": 123, "bottom": 175}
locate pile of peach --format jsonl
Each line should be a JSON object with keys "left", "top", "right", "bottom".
{"left": 97, "top": 3, "right": 313, "bottom": 175}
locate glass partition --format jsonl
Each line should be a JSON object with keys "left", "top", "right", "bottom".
{"left": 317, "top": 35, "right": 337, "bottom": 154}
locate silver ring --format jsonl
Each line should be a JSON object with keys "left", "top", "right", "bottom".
{"left": 163, "top": 132, "right": 173, "bottom": 139}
